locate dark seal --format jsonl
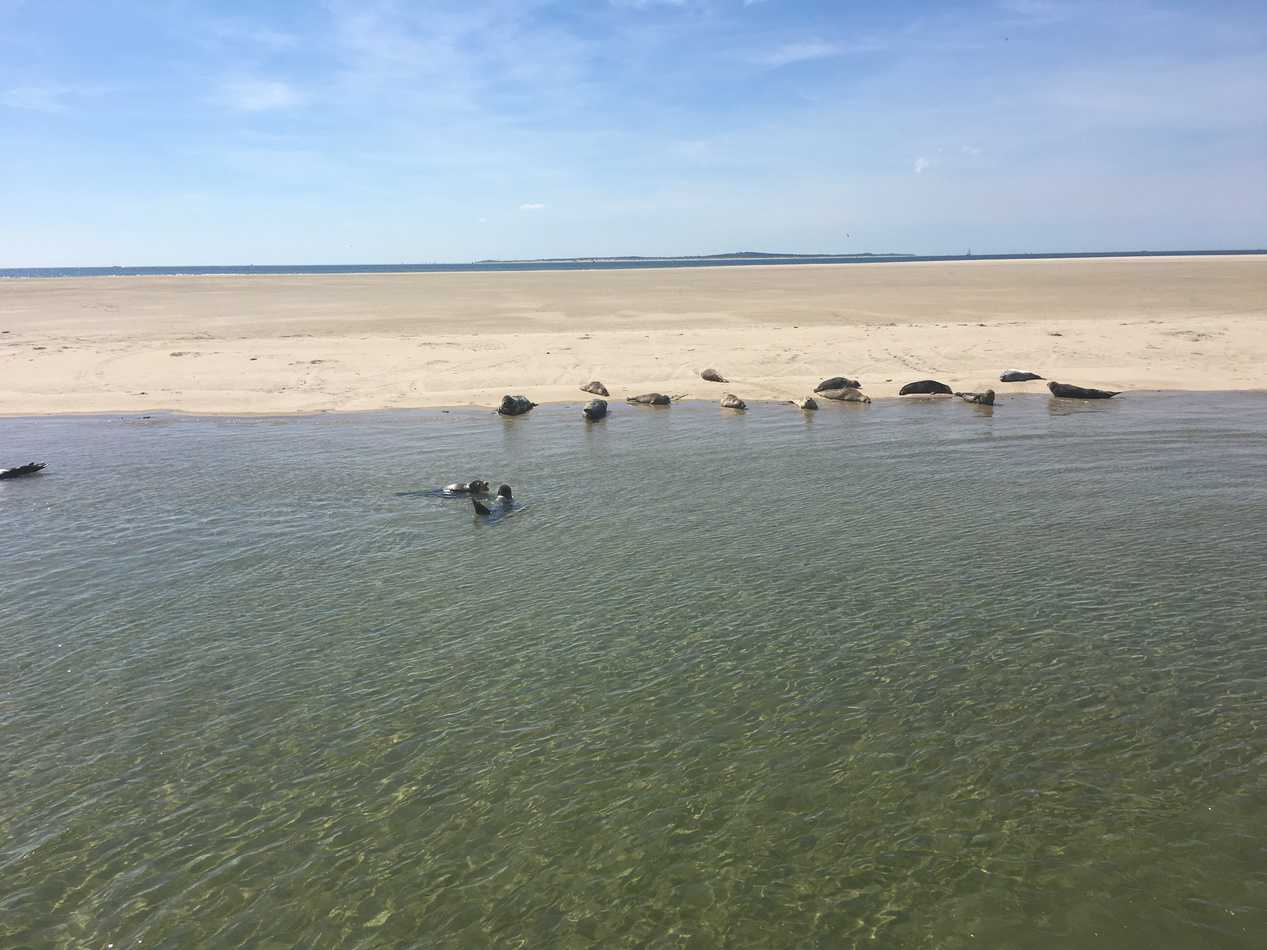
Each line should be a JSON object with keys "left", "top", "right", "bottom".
{"left": 445, "top": 479, "right": 490, "bottom": 494}
{"left": 815, "top": 376, "right": 861, "bottom": 392}
{"left": 0, "top": 461, "right": 46, "bottom": 480}
{"left": 583, "top": 398, "right": 608, "bottom": 420}
{"left": 498, "top": 394, "right": 537, "bottom": 416}
{"left": 899, "top": 380, "right": 953, "bottom": 396}
{"left": 701, "top": 368, "right": 727, "bottom": 383}
{"left": 1000, "top": 370, "right": 1044, "bottom": 382}
{"left": 627, "top": 393, "right": 671, "bottom": 406}
{"left": 1048, "top": 381, "right": 1119, "bottom": 399}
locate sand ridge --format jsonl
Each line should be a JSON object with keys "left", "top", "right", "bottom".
{"left": 1, "top": 255, "right": 1264, "bottom": 415}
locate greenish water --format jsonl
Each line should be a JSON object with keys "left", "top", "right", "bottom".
{"left": 2, "top": 394, "right": 1265, "bottom": 948}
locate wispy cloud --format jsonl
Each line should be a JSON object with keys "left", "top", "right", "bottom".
{"left": 519, "top": 202, "right": 547, "bottom": 211}
{"left": 0, "top": 82, "right": 103, "bottom": 112}
{"left": 752, "top": 39, "right": 875, "bottom": 67}
{"left": 913, "top": 156, "right": 933, "bottom": 174}
{"left": 215, "top": 78, "right": 304, "bottom": 112}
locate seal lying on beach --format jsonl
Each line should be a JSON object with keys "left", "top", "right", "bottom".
{"left": 627, "top": 393, "right": 671, "bottom": 406}
{"left": 498, "top": 394, "right": 536, "bottom": 416}
{"left": 720, "top": 393, "right": 746, "bottom": 410}
{"left": 0, "top": 461, "right": 45, "bottom": 480}
{"left": 793, "top": 397, "right": 818, "bottom": 410}
{"left": 899, "top": 380, "right": 953, "bottom": 396}
{"left": 815, "top": 376, "right": 861, "bottom": 392}
{"left": 1000, "top": 370, "right": 1044, "bottom": 382}
{"left": 581, "top": 381, "right": 609, "bottom": 396}
{"left": 817, "top": 387, "right": 871, "bottom": 403}
{"left": 583, "top": 398, "right": 608, "bottom": 420}
{"left": 445, "top": 479, "right": 489, "bottom": 494}
{"left": 955, "top": 390, "right": 995, "bottom": 405}
{"left": 1048, "top": 381, "right": 1119, "bottom": 399}
{"left": 701, "top": 368, "right": 727, "bottom": 383}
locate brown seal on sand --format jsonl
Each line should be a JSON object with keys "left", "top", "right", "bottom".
{"left": 701, "top": 368, "right": 727, "bottom": 383}
{"left": 1000, "top": 370, "right": 1043, "bottom": 382}
{"left": 627, "top": 393, "right": 671, "bottom": 406}
{"left": 581, "top": 381, "right": 609, "bottom": 396}
{"left": 817, "top": 387, "right": 871, "bottom": 403}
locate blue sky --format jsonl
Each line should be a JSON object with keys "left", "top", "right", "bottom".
{"left": 1, "top": 0, "right": 1264, "bottom": 265}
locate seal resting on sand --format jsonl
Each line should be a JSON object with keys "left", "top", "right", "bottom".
{"left": 0, "top": 461, "right": 46, "bottom": 479}
{"left": 581, "top": 381, "right": 609, "bottom": 396}
{"left": 817, "top": 387, "right": 871, "bottom": 404}
{"left": 815, "top": 376, "right": 861, "bottom": 392}
{"left": 1000, "top": 370, "right": 1043, "bottom": 382}
{"left": 701, "top": 368, "right": 727, "bottom": 383}
{"left": 899, "top": 380, "right": 953, "bottom": 396}
{"left": 445, "top": 479, "right": 489, "bottom": 494}
{"left": 583, "top": 398, "right": 608, "bottom": 420}
{"left": 955, "top": 390, "right": 995, "bottom": 405}
{"left": 498, "top": 394, "right": 536, "bottom": 416}
{"left": 793, "top": 397, "right": 818, "bottom": 410}
{"left": 1048, "top": 381, "right": 1119, "bottom": 399}
{"left": 627, "top": 393, "right": 671, "bottom": 406}
{"left": 720, "top": 393, "right": 746, "bottom": 410}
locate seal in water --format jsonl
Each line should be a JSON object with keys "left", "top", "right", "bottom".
{"left": 583, "top": 398, "right": 608, "bottom": 420}
{"left": 817, "top": 387, "right": 871, "bottom": 403}
{"left": 1048, "top": 381, "right": 1119, "bottom": 399}
{"left": 496, "top": 484, "right": 513, "bottom": 504}
{"left": 472, "top": 497, "right": 491, "bottom": 516}
{"left": 701, "top": 368, "right": 727, "bottom": 383}
{"left": 793, "top": 397, "right": 818, "bottom": 410}
{"left": 1000, "top": 370, "right": 1044, "bottom": 382}
{"left": 498, "top": 394, "right": 536, "bottom": 416}
{"left": 627, "top": 393, "right": 671, "bottom": 406}
{"left": 720, "top": 393, "right": 746, "bottom": 410}
{"left": 445, "top": 479, "right": 490, "bottom": 494}
{"left": 814, "top": 376, "right": 861, "bottom": 392}
{"left": 955, "top": 389, "right": 995, "bottom": 405}
{"left": 581, "top": 381, "right": 609, "bottom": 396}
{"left": 899, "top": 380, "right": 953, "bottom": 396}
{"left": 0, "top": 461, "right": 46, "bottom": 480}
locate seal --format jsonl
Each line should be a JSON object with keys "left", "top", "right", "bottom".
{"left": 793, "top": 397, "right": 818, "bottom": 410}
{"left": 444, "top": 479, "right": 489, "bottom": 494}
{"left": 583, "top": 398, "right": 608, "bottom": 420}
{"left": 472, "top": 497, "right": 492, "bottom": 516}
{"left": 627, "top": 393, "right": 671, "bottom": 406}
{"left": 0, "top": 461, "right": 46, "bottom": 480}
{"left": 817, "top": 387, "right": 871, "bottom": 403}
{"left": 814, "top": 376, "right": 861, "bottom": 392}
{"left": 720, "top": 393, "right": 746, "bottom": 410}
{"left": 701, "top": 368, "right": 727, "bottom": 383}
{"left": 1048, "top": 381, "right": 1119, "bottom": 399}
{"left": 1000, "top": 370, "right": 1043, "bottom": 382}
{"left": 955, "top": 390, "right": 995, "bottom": 405}
{"left": 899, "top": 380, "right": 953, "bottom": 396}
{"left": 498, "top": 394, "right": 536, "bottom": 416}
{"left": 581, "top": 381, "right": 609, "bottom": 396}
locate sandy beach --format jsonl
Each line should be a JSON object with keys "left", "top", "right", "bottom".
{"left": 1, "top": 255, "right": 1263, "bottom": 415}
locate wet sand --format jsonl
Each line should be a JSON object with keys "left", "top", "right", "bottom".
{"left": 1, "top": 255, "right": 1263, "bottom": 414}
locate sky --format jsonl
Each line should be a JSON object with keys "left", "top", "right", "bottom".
{"left": 1, "top": 0, "right": 1265, "bottom": 265}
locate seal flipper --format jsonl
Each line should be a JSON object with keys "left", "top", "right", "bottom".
{"left": 472, "top": 498, "right": 491, "bottom": 516}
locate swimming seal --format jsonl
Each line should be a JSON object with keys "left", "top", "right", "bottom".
{"left": 701, "top": 368, "right": 727, "bottom": 383}
{"left": 793, "top": 397, "right": 818, "bottom": 410}
{"left": 899, "top": 380, "right": 953, "bottom": 396}
{"left": 955, "top": 390, "right": 995, "bottom": 405}
{"left": 472, "top": 497, "right": 491, "bottom": 516}
{"left": 0, "top": 461, "right": 45, "bottom": 479}
{"left": 720, "top": 393, "right": 746, "bottom": 410}
{"left": 1048, "top": 381, "right": 1119, "bottom": 399}
{"left": 817, "top": 387, "right": 871, "bottom": 403}
{"left": 1000, "top": 370, "right": 1043, "bottom": 382}
{"left": 627, "top": 393, "right": 671, "bottom": 406}
{"left": 583, "top": 398, "right": 608, "bottom": 420}
{"left": 496, "top": 484, "right": 512, "bottom": 502}
{"left": 815, "top": 376, "right": 861, "bottom": 392}
{"left": 581, "top": 381, "right": 609, "bottom": 396}
{"left": 498, "top": 394, "right": 536, "bottom": 416}
{"left": 445, "top": 479, "right": 489, "bottom": 494}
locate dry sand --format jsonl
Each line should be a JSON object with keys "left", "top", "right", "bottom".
{"left": 1, "top": 255, "right": 1264, "bottom": 415}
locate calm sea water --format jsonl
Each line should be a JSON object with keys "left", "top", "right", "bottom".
{"left": 2, "top": 394, "right": 1265, "bottom": 948}
{"left": 1, "top": 249, "right": 1263, "bottom": 280}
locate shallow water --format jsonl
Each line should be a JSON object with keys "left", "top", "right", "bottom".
{"left": 2, "top": 394, "right": 1265, "bottom": 948}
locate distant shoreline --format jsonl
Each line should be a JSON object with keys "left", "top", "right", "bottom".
{"left": 2, "top": 248, "right": 1265, "bottom": 280}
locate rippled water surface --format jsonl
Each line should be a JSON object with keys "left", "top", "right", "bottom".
{"left": 3, "top": 394, "right": 1265, "bottom": 948}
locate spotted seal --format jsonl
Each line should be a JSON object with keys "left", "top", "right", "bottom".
{"left": 955, "top": 390, "right": 995, "bottom": 405}
{"left": 583, "top": 398, "right": 608, "bottom": 420}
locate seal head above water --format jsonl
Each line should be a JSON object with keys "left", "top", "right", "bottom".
{"left": 583, "top": 398, "right": 608, "bottom": 420}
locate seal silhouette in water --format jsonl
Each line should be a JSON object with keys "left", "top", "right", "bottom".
{"left": 0, "top": 461, "right": 46, "bottom": 480}
{"left": 496, "top": 484, "right": 512, "bottom": 505}
{"left": 473, "top": 485, "right": 514, "bottom": 518}
{"left": 899, "top": 380, "right": 953, "bottom": 396}
{"left": 472, "top": 497, "right": 491, "bottom": 516}
{"left": 1000, "top": 370, "right": 1043, "bottom": 382}
{"left": 1048, "top": 381, "right": 1119, "bottom": 399}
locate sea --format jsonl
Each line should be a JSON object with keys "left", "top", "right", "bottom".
{"left": 2, "top": 393, "right": 1265, "bottom": 948}
{"left": 1, "top": 249, "right": 1263, "bottom": 280}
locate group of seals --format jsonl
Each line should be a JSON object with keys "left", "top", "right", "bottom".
{"left": 0, "top": 461, "right": 46, "bottom": 480}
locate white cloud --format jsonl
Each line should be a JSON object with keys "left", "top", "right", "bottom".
{"left": 755, "top": 41, "right": 848, "bottom": 67}
{"left": 216, "top": 79, "right": 303, "bottom": 112}
{"left": 961, "top": 144, "right": 982, "bottom": 156}
{"left": 519, "top": 202, "right": 547, "bottom": 211}
{"left": 914, "top": 156, "right": 933, "bottom": 174}
{"left": 0, "top": 82, "right": 103, "bottom": 112}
